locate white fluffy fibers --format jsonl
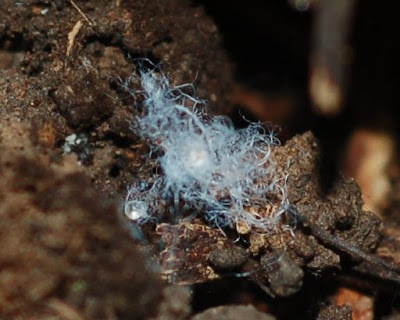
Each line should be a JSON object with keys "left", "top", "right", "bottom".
{"left": 124, "top": 67, "right": 288, "bottom": 232}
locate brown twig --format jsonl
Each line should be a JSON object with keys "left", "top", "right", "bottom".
{"left": 288, "top": 205, "right": 400, "bottom": 284}
{"left": 69, "top": 0, "right": 95, "bottom": 27}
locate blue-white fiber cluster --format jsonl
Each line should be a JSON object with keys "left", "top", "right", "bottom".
{"left": 124, "top": 67, "right": 288, "bottom": 232}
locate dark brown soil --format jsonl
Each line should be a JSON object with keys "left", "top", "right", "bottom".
{"left": 0, "top": 0, "right": 232, "bottom": 319}
{"left": 1, "top": 1, "right": 400, "bottom": 320}
{"left": 0, "top": 119, "right": 161, "bottom": 319}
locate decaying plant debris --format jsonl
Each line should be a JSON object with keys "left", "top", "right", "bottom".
{"left": 1, "top": 1, "right": 400, "bottom": 319}
{"left": 143, "top": 132, "right": 386, "bottom": 297}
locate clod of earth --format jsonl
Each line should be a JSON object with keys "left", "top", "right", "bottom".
{"left": 142, "top": 132, "right": 387, "bottom": 297}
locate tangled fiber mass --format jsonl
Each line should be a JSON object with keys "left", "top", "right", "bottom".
{"left": 124, "top": 67, "right": 289, "bottom": 232}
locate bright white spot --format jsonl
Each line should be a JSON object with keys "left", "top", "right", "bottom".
{"left": 186, "top": 147, "right": 210, "bottom": 170}
{"left": 63, "top": 134, "right": 77, "bottom": 154}
{"left": 124, "top": 200, "right": 149, "bottom": 221}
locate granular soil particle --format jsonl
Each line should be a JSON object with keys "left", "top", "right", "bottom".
{"left": 1, "top": 1, "right": 400, "bottom": 320}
